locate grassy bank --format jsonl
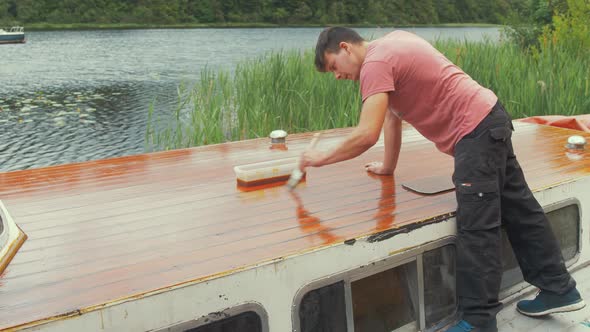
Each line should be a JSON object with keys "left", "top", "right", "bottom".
{"left": 147, "top": 40, "right": 589, "bottom": 150}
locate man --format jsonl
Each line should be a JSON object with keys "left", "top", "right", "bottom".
{"left": 300, "top": 27, "right": 585, "bottom": 332}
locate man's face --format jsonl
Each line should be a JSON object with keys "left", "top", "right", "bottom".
{"left": 323, "top": 42, "right": 361, "bottom": 81}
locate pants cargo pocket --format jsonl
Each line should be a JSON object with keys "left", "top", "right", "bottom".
{"left": 455, "top": 180, "right": 503, "bottom": 301}
{"left": 456, "top": 180, "right": 501, "bottom": 230}
{"left": 490, "top": 125, "right": 516, "bottom": 161}
{"left": 489, "top": 126, "right": 512, "bottom": 142}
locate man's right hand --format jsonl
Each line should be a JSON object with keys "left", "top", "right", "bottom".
{"left": 299, "top": 149, "right": 328, "bottom": 171}
{"left": 365, "top": 161, "right": 393, "bottom": 175}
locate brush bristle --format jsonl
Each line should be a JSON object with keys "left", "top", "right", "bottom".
{"left": 286, "top": 169, "right": 304, "bottom": 190}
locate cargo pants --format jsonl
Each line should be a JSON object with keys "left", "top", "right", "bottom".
{"left": 452, "top": 101, "right": 576, "bottom": 326}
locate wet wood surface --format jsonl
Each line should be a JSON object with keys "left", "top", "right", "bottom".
{"left": 0, "top": 122, "right": 589, "bottom": 329}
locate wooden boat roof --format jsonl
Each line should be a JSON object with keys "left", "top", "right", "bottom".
{"left": 0, "top": 122, "right": 589, "bottom": 329}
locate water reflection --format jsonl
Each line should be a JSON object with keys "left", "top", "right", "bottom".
{"left": 367, "top": 173, "right": 398, "bottom": 232}
{"left": 0, "top": 83, "right": 176, "bottom": 172}
{"left": 289, "top": 191, "right": 340, "bottom": 245}
{"left": 565, "top": 149, "right": 585, "bottom": 161}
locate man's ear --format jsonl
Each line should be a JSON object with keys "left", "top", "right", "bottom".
{"left": 338, "top": 41, "right": 350, "bottom": 53}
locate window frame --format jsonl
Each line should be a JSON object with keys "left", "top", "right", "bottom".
{"left": 292, "top": 237, "right": 456, "bottom": 332}
{"left": 155, "top": 302, "right": 269, "bottom": 332}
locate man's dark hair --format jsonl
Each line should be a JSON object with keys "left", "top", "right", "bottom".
{"left": 315, "top": 27, "right": 364, "bottom": 72}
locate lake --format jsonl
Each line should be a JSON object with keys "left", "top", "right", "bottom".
{"left": 0, "top": 27, "right": 501, "bottom": 171}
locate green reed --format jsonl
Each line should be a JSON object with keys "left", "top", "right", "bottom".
{"left": 147, "top": 40, "right": 589, "bottom": 150}
{"left": 147, "top": 50, "right": 361, "bottom": 150}
{"left": 435, "top": 39, "right": 590, "bottom": 119}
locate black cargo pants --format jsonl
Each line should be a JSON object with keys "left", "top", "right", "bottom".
{"left": 452, "top": 101, "right": 576, "bottom": 326}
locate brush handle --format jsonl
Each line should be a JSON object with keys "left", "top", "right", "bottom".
{"left": 286, "top": 133, "right": 322, "bottom": 190}
{"left": 307, "top": 133, "right": 321, "bottom": 150}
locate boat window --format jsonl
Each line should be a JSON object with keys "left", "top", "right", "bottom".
{"left": 350, "top": 245, "right": 456, "bottom": 331}
{"left": 0, "top": 214, "right": 4, "bottom": 235}
{"left": 297, "top": 240, "right": 458, "bottom": 332}
{"left": 501, "top": 203, "right": 580, "bottom": 292}
{"left": 549, "top": 204, "right": 580, "bottom": 261}
{"left": 299, "top": 281, "right": 348, "bottom": 332}
{"left": 185, "top": 311, "right": 262, "bottom": 332}
{"left": 351, "top": 261, "right": 419, "bottom": 332}
{"left": 423, "top": 245, "right": 456, "bottom": 329}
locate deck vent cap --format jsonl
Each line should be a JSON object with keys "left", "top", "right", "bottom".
{"left": 566, "top": 135, "right": 587, "bottom": 150}
{"left": 269, "top": 130, "right": 287, "bottom": 144}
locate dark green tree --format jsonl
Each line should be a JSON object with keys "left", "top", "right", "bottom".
{"left": 0, "top": 0, "right": 531, "bottom": 26}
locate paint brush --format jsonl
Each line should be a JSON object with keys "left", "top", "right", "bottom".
{"left": 286, "top": 133, "right": 321, "bottom": 190}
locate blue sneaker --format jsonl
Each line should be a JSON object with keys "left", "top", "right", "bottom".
{"left": 445, "top": 319, "right": 497, "bottom": 332}
{"left": 517, "top": 287, "right": 586, "bottom": 317}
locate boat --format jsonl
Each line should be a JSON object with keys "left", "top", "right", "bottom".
{"left": 0, "top": 26, "right": 25, "bottom": 44}
{"left": 0, "top": 119, "right": 589, "bottom": 331}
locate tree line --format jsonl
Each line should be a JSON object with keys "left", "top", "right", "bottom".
{"left": 0, "top": 0, "right": 532, "bottom": 26}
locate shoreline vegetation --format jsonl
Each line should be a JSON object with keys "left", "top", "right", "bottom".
{"left": 146, "top": 38, "right": 589, "bottom": 151}
{"left": 146, "top": 0, "right": 589, "bottom": 151}
{"left": 21, "top": 22, "right": 502, "bottom": 31}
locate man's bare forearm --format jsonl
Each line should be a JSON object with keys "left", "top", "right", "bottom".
{"left": 320, "top": 128, "right": 376, "bottom": 166}
{"left": 382, "top": 111, "right": 402, "bottom": 172}
{"left": 300, "top": 93, "right": 389, "bottom": 169}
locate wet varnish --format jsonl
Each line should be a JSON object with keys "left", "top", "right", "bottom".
{"left": 0, "top": 123, "right": 588, "bottom": 330}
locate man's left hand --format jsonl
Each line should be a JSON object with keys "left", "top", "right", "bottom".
{"left": 365, "top": 161, "right": 393, "bottom": 175}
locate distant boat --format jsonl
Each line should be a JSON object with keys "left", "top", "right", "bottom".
{"left": 0, "top": 26, "right": 25, "bottom": 44}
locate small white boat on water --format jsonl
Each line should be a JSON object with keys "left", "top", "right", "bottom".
{"left": 0, "top": 26, "right": 25, "bottom": 44}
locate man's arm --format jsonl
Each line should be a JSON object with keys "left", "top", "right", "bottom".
{"left": 365, "top": 108, "right": 402, "bottom": 175}
{"left": 300, "top": 93, "right": 389, "bottom": 169}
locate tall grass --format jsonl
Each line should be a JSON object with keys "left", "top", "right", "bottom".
{"left": 435, "top": 39, "right": 590, "bottom": 119}
{"left": 147, "top": 50, "right": 361, "bottom": 150}
{"left": 147, "top": 40, "right": 589, "bottom": 150}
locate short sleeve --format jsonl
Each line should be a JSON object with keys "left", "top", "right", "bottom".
{"left": 360, "top": 61, "right": 395, "bottom": 102}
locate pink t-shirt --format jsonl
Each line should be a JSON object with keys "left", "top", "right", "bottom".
{"left": 360, "top": 30, "right": 498, "bottom": 155}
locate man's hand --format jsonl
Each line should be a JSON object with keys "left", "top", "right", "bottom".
{"left": 299, "top": 149, "right": 328, "bottom": 171}
{"left": 364, "top": 161, "right": 393, "bottom": 175}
